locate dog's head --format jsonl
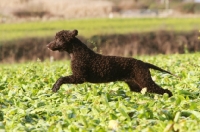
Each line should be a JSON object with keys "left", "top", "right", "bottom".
{"left": 47, "top": 29, "right": 78, "bottom": 52}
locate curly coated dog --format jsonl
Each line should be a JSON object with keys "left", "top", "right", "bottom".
{"left": 47, "top": 29, "right": 175, "bottom": 97}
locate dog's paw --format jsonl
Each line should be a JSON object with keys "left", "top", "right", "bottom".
{"left": 164, "top": 89, "right": 173, "bottom": 97}
{"left": 52, "top": 84, "right": 60, "bottom": 92}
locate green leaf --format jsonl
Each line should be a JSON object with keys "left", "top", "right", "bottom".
{"left": 0, "top": 111, "right": 3, "bottom": 121}
{"left": 183, "top": 110, "right": 200, "bottom": 120}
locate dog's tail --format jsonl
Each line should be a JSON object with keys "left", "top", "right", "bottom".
{"left": 145, "top": 62, "right": 178, "bottom": 78}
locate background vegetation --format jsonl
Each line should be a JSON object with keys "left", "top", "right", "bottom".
{"left": 1, "top": 18, "right": 200, "bottom": 43}
{"left": 0, "top": 18, "right": 199, "bottom": 63}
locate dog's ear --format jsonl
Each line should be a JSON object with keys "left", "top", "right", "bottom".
{"left": 62, "top": 30, "right": 78, "bottom": 41}
{"left": 71, "top": 29, "right": 78, "bottom": 37}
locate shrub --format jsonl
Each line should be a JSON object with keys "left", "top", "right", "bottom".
{"left": 13, "top": 9, "right": 50, "bottom": 18}
{"left": 12, "top": 2, "right": 50, "bottom": 18}
{"left": 177, "top": 2, "right": 195, "bottom": 14}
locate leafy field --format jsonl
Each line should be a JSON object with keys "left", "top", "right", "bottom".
{"left": 1, "top": 18, "right": 200, "bottom": 43}
{"left": 0, "top": 53, "right": 200, "bottom": 131}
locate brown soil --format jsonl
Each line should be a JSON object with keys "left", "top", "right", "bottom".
{"left": 0, "top": 30, "right": 199, "bottom": 63}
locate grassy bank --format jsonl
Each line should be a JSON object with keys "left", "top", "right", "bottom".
{"left": 1, "top": 18, "right": 200, "bottom": 43}
{"left": 0, "top": 53, "right": 200, "bottom": 131}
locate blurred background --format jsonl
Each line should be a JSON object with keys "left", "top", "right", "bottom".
{"left": 0, "top": 0, "right": 200, "bottom": 63}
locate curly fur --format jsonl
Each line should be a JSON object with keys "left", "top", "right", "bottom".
{"left": 47, "top": 29, "right": 174, "bottom": 97}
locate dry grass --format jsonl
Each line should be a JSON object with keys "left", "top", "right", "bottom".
{"left": 0, "top": 0, "right": 113, "bottom": 20}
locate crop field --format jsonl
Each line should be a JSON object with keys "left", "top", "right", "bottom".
{"left": 0, "top": 53, "right": 200, "bottom": 131}
{"left": 1, "top": 17, "right": 200, "bottom": 43}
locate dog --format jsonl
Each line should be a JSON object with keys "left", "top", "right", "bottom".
{"left": 47, "top": 29, "right": 175, "bottom": 97}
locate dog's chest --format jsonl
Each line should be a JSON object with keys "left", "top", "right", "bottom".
{"left": 70, "top": 54, "right": 87, "bottom": 69}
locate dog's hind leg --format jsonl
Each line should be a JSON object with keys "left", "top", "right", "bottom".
{"left": 134, "top": 68, "right": 172, "bottom": 97}
{"left": 125, "top": 80, "right": 141, "bottom": 93}
{"left": 143, "top": 79, "right": 172, "bottom": 97}
{"left": 136, "top": 78, "right": 172, "bottom": 96}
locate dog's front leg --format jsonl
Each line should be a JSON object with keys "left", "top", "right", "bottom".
{"left": 52, "top": 75, "right": 85, "bottom": 92}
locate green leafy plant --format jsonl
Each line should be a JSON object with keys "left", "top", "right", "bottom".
{"left": 0, "top": 53, "right": 200, "bottom": 131}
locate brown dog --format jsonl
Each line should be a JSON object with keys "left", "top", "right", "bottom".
{"left": 47, "top": 29, "right": 174, "bottom": 97}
